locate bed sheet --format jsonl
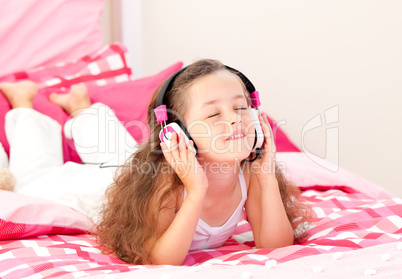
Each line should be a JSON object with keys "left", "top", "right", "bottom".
{"left": 1, "top": 186, "right": 401, "bottom": 278}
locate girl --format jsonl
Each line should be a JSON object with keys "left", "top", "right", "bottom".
{"left": 97, "top": 59, "right": 311, "bottom": 265}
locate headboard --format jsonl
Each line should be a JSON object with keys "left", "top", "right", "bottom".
{"left": 0, "top": 0, "right": 104, "bottom": 77}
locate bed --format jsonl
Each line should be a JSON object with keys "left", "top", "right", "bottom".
{"left": 1, "top": 1, "right": 401, "bottom": 278}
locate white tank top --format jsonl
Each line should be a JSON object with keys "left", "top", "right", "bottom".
{"left": 183, "top": 168, "right": 248, "bottom": 251}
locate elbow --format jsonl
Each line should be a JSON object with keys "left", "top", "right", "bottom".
{"left": 151, "top": 258, "right": 183, "bottom": 266}
{"left": 256, "top": 230, "right": 294, "bottom": 249}
{"left": 257, "top": 238, "right": 294, "bottom": 249}
{"left": 256, "top": 238, "right": 294, "bottom": 249}
{"left": 150, "top": 252, "right": 186, "bottom": 266}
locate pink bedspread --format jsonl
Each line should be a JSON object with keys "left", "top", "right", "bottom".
{"left": 1, "top": 188, "right": 401, "bottom": 278}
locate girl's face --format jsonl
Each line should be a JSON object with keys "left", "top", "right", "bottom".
{"left": 184, "top": 70, "right": 255, "bottom": 163}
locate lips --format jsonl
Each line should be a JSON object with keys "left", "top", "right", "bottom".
{"left": 226, "top": 129, "right": 246, "bottom": 140}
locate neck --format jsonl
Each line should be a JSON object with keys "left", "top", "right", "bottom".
{"left": 199, "top": 158, "right": 242, "bottom": 197}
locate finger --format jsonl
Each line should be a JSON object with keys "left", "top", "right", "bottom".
{"left": 259, "top": 115, "right": 272, "bottom": 138}
{"left": 260, "top": 116, "right": 274, "bottom": 142}
{"left": 169, "top": 132, "right": 179, "bottom": 155}
{"left": 161, "top": 141, "right": 172, "bottom": 159}
{"left": 178, "top": 132, "right": 187, "bottom": 160}
{"left": 170, "top": 133, "right": 185, "bottom": 170}
{"left": 160, "top": 141, "right": 168, "bottom": 154}
{"left": 160, "top": 142, "right": 176, "bottom": 168}
{"left": 263, "top": 115, "right": 276, "bottom": 151}
{"left": 187, "top": 140, "right": 196, "bottom": 160}
{"left": 259, "top": 117, "right": 276, "bottom": 154}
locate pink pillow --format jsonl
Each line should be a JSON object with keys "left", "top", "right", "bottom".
{"left": 265, "top": 114, "right": 300, "bottom": 152}
{"left": 13, "top": 62, "right": 183, "bottom": 163}
{"left": 0, "top": 190, "right": 93, "bottom": 240}
{"left": 0, "top": 0, "right": 104, "bottom": 77}
{"left": 86, "top": 61, "right": 186, "bottom": 144}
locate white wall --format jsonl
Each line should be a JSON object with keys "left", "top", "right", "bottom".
{"left": 119, "top": 0, "right": 402, "bottom": 197}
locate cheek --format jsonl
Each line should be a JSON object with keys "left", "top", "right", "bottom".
{"left": 243, "top": 114, "right": 255, "bottom": 133}
{"left": 187, "top": 122, "right": 212, "bottom": 147}
{"left": 244, "top": 115, "right": 257, "bottom": 149}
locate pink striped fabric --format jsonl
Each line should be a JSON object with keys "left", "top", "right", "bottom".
{"left": 0, "top": 42, "right": 132, "bottom": 89}
{"left": 0, "top": 188, "right": 401, "bottom": 278}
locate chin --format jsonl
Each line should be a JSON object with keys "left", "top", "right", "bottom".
{"left": 196, "top": 139, "right": 254, "bottom": 162}
{"left": 198, "top": 149, "right": 251, "bottom": 165}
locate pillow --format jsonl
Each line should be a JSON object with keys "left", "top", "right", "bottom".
{"left": 0, "top": 0, "right": 104, "bottom": 77}
{"left": 276, "top": 152, "right": 394, "bottom": 199}
{"left": 0, "top": 43, "right": 133, "bottom": 161}
{"left": 264, "top": 114, "right": 300, "bottom": 152}
{"left": 0, "top": 190, "right": 93, "bottom": 240}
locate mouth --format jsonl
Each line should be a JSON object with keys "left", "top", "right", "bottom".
{"left": 226, "top": 129, "right": 247, "bottom": 140}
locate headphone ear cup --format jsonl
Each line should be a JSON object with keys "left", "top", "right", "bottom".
{"left": 173, "top": 121, "right": 198, "bottom": 155}
{"left": 165, "top": 120, "right": 198, "bottom": 154}
{"left": 249, "top": 108, "right": 264, "bottom": 151}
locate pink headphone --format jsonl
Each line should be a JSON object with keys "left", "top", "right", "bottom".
{"left": 154, "top": 64, "right": 264, "bottom": 161}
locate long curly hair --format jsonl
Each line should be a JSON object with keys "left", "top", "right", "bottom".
{"left": 96, "top": 59, "right": 311, "bottom": 264}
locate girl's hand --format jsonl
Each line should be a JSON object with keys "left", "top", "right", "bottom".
{"left": 251, "top": 114, "right": 277, "bottom": 182}
{"left": 161, "top": 132, "right": 208, "bottom": 196}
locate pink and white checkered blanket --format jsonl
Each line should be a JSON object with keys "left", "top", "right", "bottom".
{"left": 1, "top": 187, "right": 401, "bottom": 278}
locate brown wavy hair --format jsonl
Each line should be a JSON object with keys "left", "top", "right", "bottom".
{"left": 96, "top": 59, "right": 311, "bottom": 264}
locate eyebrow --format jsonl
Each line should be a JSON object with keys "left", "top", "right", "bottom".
{"left": 201, "top": 94, "right": 246, "bottom": 107}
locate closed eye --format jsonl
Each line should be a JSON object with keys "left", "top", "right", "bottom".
{"left": 207, "top": 113, "right": 219, "bottom": 118}
{"left": 208, "top": 108, "right": 246, "bottom": 118}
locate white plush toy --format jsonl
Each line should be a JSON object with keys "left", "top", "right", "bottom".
{"left": 0, "top": 142, "right": 15, "bottom": 191}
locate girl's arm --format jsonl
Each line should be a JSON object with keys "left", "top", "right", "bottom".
{"left": 245, "top": 114, "right": 293, "bottom": 248}
{"left": 150, "top": 133, "right": 208, "bottom": 265}
{"left": 150, "top": 183, "right": 206, "bottom": 265}
{"left": 245, "top": 172, "right": 294, "bottom": 248}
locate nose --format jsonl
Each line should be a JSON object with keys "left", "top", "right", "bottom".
{"left": 231, "top": 119, "right": 242, "bottom": 125}
{"left": 229, "top": 110, "right": 242, "bottom": 125}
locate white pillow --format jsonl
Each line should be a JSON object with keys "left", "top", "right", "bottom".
{"left": 276, "top": 152, "right": 394, "bottom": 199}
{"left": 0, "top": 190, "right": 93, "bottom": 240}
{"left": 0, "top": 142, "right": 7, "bottom": 168}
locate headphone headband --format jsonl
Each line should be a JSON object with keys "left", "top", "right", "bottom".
{"left": 224, "top": 65, "right": 256, "bottom": 94}
{"left": 155, "top": 65, "right": 256, "bottom": 108}
{"left": 155, "top": 67, "right": 187, "bottom": 108}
